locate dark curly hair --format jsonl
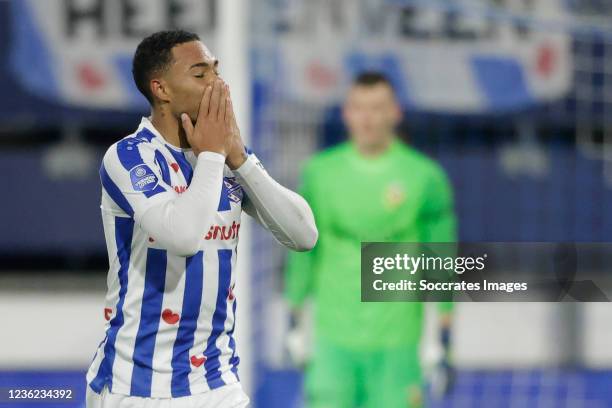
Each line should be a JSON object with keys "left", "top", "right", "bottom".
{"left": 353, "top": 71, "right": 394, "bottom": 91}
{"left": 132, "top": 30, "right": 200, "bottom": 104}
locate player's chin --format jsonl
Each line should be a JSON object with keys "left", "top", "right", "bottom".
{"left": 357, "top": 135, "right": 382, "bottom": 146}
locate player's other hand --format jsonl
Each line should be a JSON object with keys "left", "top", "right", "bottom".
{"left": 285, "top": 308, "right": 311, "bottom": 369}
{"left": 181, "top": 78, "right": 233, "bottom": 157}
{"left": 431, "top": 325, "right": 455, "bottom": 400}
{"left": 431, "top": 354, "right": 455, "bottom": 399}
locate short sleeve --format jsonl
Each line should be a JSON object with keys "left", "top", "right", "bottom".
{"left": 99, "top": 138, "right": 176, "bottom": 221}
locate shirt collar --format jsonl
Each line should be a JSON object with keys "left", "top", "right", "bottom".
{"left": 138, "top": 116, "right": 192, "bottom": 153}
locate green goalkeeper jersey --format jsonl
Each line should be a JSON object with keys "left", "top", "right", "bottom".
{"left": 284, "top": 139, "right": 456, "bottom": 350}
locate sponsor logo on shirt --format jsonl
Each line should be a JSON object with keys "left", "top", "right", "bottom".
{"left": 130, "top": 164, "right": 159, "bottom": 192}
{"left": 205, "top": 221, "right": 240, "bottom": 240}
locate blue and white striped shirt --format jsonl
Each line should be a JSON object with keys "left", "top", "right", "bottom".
{"left": 87, "top": 117, "right": 243, "bottom": 398}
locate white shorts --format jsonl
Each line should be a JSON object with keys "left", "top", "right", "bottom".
{"left": 86, "top": 383, "right": 250, "bottom": 408}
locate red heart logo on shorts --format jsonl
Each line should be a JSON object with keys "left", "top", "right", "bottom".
{"left": 161, "top": 309, "right": 180, "bottom": 324}
{"left": 170, "top": 163, "right": 180, "bottom": 172}
{"left": 104, "top": 308, "right": 112, "bottom": 321}
{"left": 190, "top": 355, "right": 206, "bottom": 367}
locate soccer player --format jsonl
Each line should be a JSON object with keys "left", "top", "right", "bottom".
{"left": 285, "top": 72, "right": 456, "bottom": 408}
{"left": 86, "top": 30, "right": 318, "bottom": 407}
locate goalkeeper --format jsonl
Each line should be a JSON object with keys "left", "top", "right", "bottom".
{"left": 284, "top": 72, "right": 456, "bottom": 408}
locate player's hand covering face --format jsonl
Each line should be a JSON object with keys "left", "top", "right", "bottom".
{"left": 180, "top": 78, "right": 234, "bottom": 157}
{"left": 152, "top": 39, "right": 246, "bottom": 167}
{"left": 161, "top": 40, "right": 220, "bottom": 122}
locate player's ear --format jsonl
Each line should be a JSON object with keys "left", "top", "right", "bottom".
{"left": 150, "top": 78, "right": 171, "bottom": 104}
{"left": 391, "top": 98, "right": 402, "bottom": 126}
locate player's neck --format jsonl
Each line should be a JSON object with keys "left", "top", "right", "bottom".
{"left": 150, "top": 108, "right": 190, "bottom": 150}
{"left": 353, "top": 137, "right": 394, "bottom": 158}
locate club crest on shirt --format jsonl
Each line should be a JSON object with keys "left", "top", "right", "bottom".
{"left": 224, "top": 177, "right": 243, "bottom": 203}
{"left": 130, "top": 164, "right": 159, "bottom": 192}
{"left": 383, "top": 181, "right": 406, "bottom": 210}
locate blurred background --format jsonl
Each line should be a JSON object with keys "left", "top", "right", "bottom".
{"left": 2, "top": 0, "right": 612, "bottom": 407}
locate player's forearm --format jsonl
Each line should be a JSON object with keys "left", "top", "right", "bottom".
{"left": 234, "top": 155, "right": 318, "bottom": 251}
{"left": 138, "top": 152, "right": 225, "bottom": 256}
{"left": 284, "top": 250, "right": 316, "bottom": 306}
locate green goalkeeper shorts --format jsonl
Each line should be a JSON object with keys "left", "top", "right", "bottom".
{"left": 305, "top": 337, "right": 423, "bottom": 408}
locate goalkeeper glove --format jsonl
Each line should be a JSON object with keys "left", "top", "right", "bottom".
{"left": 430, "top": 325, "right": 455, "bottom": 399}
